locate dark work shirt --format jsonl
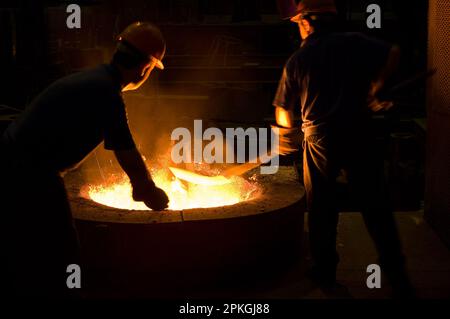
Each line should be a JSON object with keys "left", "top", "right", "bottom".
{"left": 273, "top": 32, "right": 391, "bottom": 136}
{"left": 2, "top": 64, "right": 135, "bottom": 173}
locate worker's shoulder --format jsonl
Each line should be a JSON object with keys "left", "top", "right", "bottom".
{"left": 52, "top": 64, "right": 119, "bottom": 94}
{"left": 308, "top": 32, "right": 367, "bottom": 49}
{"left": 283, "top": 32, "right": 348, "bottom": 64}
{"left": 285, "top": 43, "right": 316, "bottom": 71}
{"left": 291, "top": 32, "right": 385, "bottom": 57}
{"left": 285, "top": 47, "right": 304, "bottom": 70}
{"left": 340, "top": 32, "right": 390, "bottom": 49}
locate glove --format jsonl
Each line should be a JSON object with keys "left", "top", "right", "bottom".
{"left": 132, "top": 179, "right": 169, "bottom": 211}
{"left": 142, "top": 187, "right": 169, "bottom": 211}
{"left": 368, "top": 84, "right": 394, "bottom": 112}
{"left": 368, "top": 96, "right": 394, "bottom": 112}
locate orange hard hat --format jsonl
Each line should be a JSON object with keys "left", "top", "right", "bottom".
{"left": 277, "top": 0, "right": 300, "bottom": 20}
{"left": 298, "top": 0, "right": 337, "bottom": 14}
{"left": 278, "top": 0, "right": 337, "bottom": 20}
{"left": 118, "top": 22, "right": 166, "bottom": 69}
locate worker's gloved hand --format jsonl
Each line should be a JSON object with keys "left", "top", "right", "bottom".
{"left": 368, "top": 84, "right": 394, "bottom": 112}
{"left": 142, "top": 187, "right": 169, "bottom": 211}
{"left": 132, "top": 179, "right": 169, "bottom": 211}
{"left": 368, "top": 96, "right": 394, "bottom": 112}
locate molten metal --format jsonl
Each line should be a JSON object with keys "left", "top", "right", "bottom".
{"left": 87, "top": 168, "right": 260, "bottom": 211}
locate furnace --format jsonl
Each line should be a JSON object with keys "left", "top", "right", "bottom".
{"left": 65, "top": 166, "right": 305, "bottom": 294}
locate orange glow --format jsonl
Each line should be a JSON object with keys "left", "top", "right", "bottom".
{"left": 168, "top": 167, "right": 231, "bottom": 186}
{"left": 86, "top": 168, "right": 261, "bottom": 211}
{"left": 275, "top": 107, "right": 294, "bottom": 128}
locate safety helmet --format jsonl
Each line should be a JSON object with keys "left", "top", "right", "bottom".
{"left": 117, "top": 22, "right": 166, "bottom": 70}
{"left": 277, "top": 0, "right": 337, "bottom": 21}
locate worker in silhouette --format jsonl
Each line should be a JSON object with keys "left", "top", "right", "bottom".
{"left": 0, "top": 22, "right": 169, "bottom": 298}
{"left": 274, "top": 0, "right": 414, "bottom": 297}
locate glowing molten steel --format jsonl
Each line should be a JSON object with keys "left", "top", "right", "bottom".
{"left": 87, "top": 168, "right": 260, "bottom": 211}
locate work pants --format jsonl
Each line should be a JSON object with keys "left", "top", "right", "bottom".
{"left": 303, "top": 130, "right": 406, "bottom": 285}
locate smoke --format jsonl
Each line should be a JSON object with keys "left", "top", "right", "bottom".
{"left": 77, "top": 37, "right": 275, "bottom": 186}
{"left": 78, "top": 66, "right": 216, "bottom": 185}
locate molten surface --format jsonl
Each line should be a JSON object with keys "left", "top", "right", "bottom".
{"left": 87, "top": 169, "right": 260, "bottom": 211}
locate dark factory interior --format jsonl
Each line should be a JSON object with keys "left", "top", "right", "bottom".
{"left": 0, "top": 0, "right": 449, "bottom": 303}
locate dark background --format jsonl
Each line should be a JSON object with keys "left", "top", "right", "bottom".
{"left": 0, "top": 0, "right": 428, "bottom": 114}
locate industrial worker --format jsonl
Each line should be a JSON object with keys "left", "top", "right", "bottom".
{"left": 0, "top": 22, "right": 169, "bottom": 297}
{"left": 274, "top": 0, "right": 413, "bottom": 297}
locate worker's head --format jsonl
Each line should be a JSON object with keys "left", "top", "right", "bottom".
{"left": 278, "top": 0, "right": 337, "bottom": 40}
{"left": 112, "top": 22, "right": 166, "bottom": 91}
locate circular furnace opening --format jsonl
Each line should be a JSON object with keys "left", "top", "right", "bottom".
{"left": 64, "top": 167, "right": 305, "bottom": 295}
{"left": 84, "top": 168, "right": 261, "bottom": 211}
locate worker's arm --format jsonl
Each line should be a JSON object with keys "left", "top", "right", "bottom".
{"left": 273, "top": 62, "right": 300, "bottom": 155}
{"left": 273, "top": 63, "right": 298, "bottom": 128}
{"left": 114, "top": 147, "right": 150, "bottom": 186}
{"left": 368, "top": 45, "right": 401, "bottom": 112}
{"left": 114, "top": 148, "right": 169, "bottom": 210}
{"left": 274, "top": 105, "right": 301, "bottom": 155}
{"left": 275, "top": 106, "right": 295, "bottom": 128}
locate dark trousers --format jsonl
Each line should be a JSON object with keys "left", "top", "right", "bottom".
{"left": 303, "top": 131, "right": 406, "bottom": 285}
{"left": 1, "top": 155, "right": 81, "bottom": 298}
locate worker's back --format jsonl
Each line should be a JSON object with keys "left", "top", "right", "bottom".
{"left": 2, "top": 64, "right": 135, "bottom": 173}
{"left": 274, "top": 31, "right": 391, "bottom": 137}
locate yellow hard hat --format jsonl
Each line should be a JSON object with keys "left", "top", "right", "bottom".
{"left": 118, "top": 22, "right": 166, "bottom": 70}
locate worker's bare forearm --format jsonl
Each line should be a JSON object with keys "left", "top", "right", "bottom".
{"left": 114, "top": 148, "right": 154, "bottom": 187}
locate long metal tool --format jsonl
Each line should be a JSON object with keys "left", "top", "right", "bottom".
{"left": 169, "top": 70, "right": 437, "bottom": 185}
{"left": 169, "top": 152, "right": 280, "bottom": 185}
{"left": 169, "top": 167, "right": 232, "bottom": 186}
